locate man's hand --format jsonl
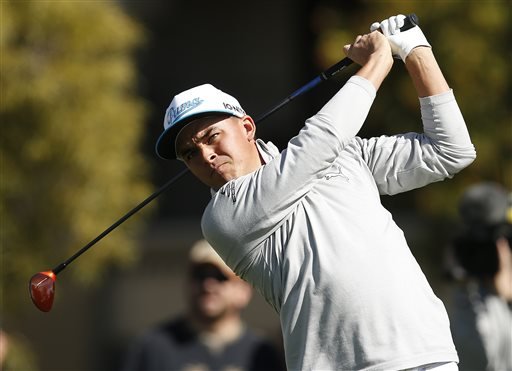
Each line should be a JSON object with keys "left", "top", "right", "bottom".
{"left": 343, "top": 31, "right": 393, "bottom": 90}
{"left": 370, "top": 14, "right": 431, "bottom": 62}
{"left": 343, "top": 31, "right": 392, "bottom": 67}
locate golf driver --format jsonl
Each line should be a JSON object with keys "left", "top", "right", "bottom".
{"left": 29, "top": 14, "right": 418, "bottom": 312}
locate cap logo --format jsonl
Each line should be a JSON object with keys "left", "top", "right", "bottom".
{"left": 170, "top": 97, "right": 204, "bottom": 124}
{"left": 223, "top": 102, "right": 245, "bottom": 115}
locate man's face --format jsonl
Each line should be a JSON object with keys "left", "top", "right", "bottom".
{"left": 187, "top": 263, "right": 248, "bottom": 321}
{"left": 175, "top": 115, "right": 261, "bottom": 190}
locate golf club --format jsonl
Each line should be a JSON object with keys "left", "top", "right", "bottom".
{"left": 29, "top": 14, "right": 418, "bottom": 312}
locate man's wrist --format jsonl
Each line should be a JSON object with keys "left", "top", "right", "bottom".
{"left": 356, "top": 54, "right": 394, "bottom": 90}
{"left": 405, "top": 47, "right": 450, "bottom": 97}
{"left": 404, "top": 46, "right": 433, "bottom": 64}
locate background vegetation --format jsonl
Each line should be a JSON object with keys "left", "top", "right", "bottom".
{"left": 1, "top": 0, "right": 151, "bottom": 317}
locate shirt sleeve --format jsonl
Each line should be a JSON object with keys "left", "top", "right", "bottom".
{"left": 351, "top": 89, "right": 476, "bottom": 195}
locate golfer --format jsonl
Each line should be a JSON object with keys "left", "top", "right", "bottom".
{"left": 156, "top": 15, "right": 476, "bottom": 370}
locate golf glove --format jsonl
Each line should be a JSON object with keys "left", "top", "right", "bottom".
{"left": 370, "top": 14, "right": 431, "bottom": 62}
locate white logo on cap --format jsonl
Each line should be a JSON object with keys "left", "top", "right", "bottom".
{"left": 223, "top": 102, "right": 245, "bottom": 115}
{"left": 170, "top": 97, "right": 204, "bottom": 124}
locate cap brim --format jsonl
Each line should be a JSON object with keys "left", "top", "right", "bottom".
{"left": 155, "top": 112, "right": 230, "bottom": 160}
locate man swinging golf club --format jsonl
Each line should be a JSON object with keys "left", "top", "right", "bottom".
{"left": 155, "top": 14, "right": 476, "bottom": 371}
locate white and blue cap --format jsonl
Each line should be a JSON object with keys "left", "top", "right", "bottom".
{"left": 155, "top": 84, "right": 245, "bottom": 160}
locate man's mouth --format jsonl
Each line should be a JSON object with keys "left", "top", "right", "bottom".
{"left": 211, "top": 162, "right": 228, "bottom": 176}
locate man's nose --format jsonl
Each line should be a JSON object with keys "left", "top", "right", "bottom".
{"left": 200, "top": 146, "right": 217, "bottom": 163}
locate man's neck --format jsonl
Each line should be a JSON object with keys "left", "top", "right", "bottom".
{"left": 189, "top": 315, "right": 245, "bottom": 352}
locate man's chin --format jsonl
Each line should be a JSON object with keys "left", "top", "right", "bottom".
{"left": 208, "top": 175, "right": 231, "bottom": 190}
{"left": 198, "top": 307, "right": 225, "bottom": 320}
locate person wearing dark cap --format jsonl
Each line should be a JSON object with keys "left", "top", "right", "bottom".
{"left": 122, "top": 239, "right": 284, "bottom": 371}
{"left": 448, "top": 182, "right": 512, "bottom": 371}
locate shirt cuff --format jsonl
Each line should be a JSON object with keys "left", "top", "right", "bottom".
{"left": 419, "top": 89, "right": 454, "bottom": 107}
{"left": 346, "top": 75, "right": 377, "bottom": 100}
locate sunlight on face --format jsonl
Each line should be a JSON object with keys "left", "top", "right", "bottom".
{"left": 175, "top": 115, "right": 261, "bottom": 190}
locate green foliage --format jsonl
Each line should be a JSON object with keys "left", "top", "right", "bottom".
{"left": 311, "top": 1, "right": 511, "bottom": 218}
{"left": 1, "top": 0, "right": 151, "bottom": 315}
{"left": 0, "top": 330, "right": 38, "bottom": 371}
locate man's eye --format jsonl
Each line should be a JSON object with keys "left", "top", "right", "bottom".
{"left": 184, "top": 149, "right": 198, "bottom": 161}
{"left": 207, "top": 133, "right": 219, "bottom": 144}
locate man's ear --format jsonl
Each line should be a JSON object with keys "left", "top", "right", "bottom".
{"left": 241, "top": 116, "right": 256, "bottom": 141}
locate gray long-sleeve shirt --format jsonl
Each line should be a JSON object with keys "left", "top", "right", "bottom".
{"left": 202, "top": 76, "right": 476, "bottom": 370}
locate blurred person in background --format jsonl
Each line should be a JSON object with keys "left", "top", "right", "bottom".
{"left": 122, "top": 239, "right": 285, "bottom": 371}
{"left": 447, "top": 182, "right": 512, "bottom": 371}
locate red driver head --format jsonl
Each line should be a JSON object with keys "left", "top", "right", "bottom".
{"left": 29, "top": 271, "right": 57, "bottom": 312}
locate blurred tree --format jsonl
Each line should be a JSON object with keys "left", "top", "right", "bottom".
{"left": 0, "top": 329, "right": 38, "bottom": 371}
{"left": 310, "top": 1, "right": 511, "bottom": 219}
{"left": 0, "top": 0, "right": 151, "bottom": 315}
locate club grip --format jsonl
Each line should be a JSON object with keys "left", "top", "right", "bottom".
{"left": 401, "top": 13, "right": 419, "bottom": 31}
{"left": 321, "top": 13, "right": 419, "bottom": 80}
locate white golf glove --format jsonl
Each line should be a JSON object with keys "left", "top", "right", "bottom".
{"left": 370, "top": 14, "right": 431, "bottom": 62}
